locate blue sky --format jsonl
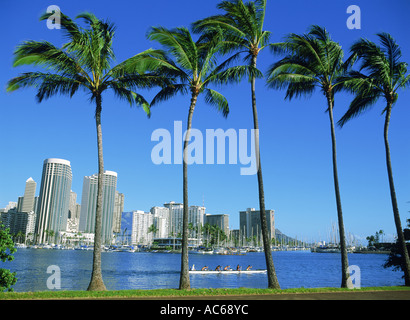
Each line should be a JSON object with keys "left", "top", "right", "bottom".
{"left": 1, "top": 0, "right": 409, "bottom": 244}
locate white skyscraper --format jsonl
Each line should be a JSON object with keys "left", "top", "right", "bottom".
{"left": 36, "top": 158, "right": 72, "bottom": 244}
{"left": 164, "top": 201, "right": 183, "bottom": 236}
{"left": 22, "top": 177, "right": 36, "bottom": 213}
{"left": 164, "top": 201, "right": 205, "bottom": 237}
{"left": 79, "top": 171, "right": 117, "bottom": 244}
{"left": 131, "top": 210, "right": 153, "bottom": 246}
{"left": 26, "top": 211, "right": 36, "bottom": 242}
{"left": 150, "top": 206, "right": 170, "bottom": 238}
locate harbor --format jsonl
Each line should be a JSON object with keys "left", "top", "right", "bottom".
{"left": 4, "top": 246, "right": 404, "bottom": 292}
{"left": 15, "top": 241, "right": 381, "bottom": 255}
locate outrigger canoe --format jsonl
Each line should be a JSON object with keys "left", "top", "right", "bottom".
{"left": 189, "top": 269, "right": 267, "bottom": 274}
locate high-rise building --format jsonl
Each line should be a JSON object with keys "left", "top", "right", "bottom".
{"left": 17, "top": 197, "right": 24, "bottom": 212}
{"left": 205, "top": 214, "right": 230, "bottom": 236}
{"left": 36, "top": 158, "right": 72, "bottom": 244}
{"left": 68, "top": 191, "right": 78, "bottom": 219}
{"left": 164, "top": 201, "right": 183, "bottom": 236}
{"left": 22, "top": 177, "right": 36, "bottom": 213}
{"left": 131, "top": 210, "right": 153, "bottom": 246}
{"left": 150, "top": 206, "right": 170, "bottom": 238}
{"left": 25, "top": 211, "right": 36, "bottom": 242}
{"left": 113, "top": 191, "right": 124, "bottom": 234}
{"left": 164, "top": 201, "right": 205, "bottom": 237}
{"left": 79, "top": 171, "right": 117, "bottom": 244}
{"left": 239, "top": 208, "right": 275, "bottom": 241}
{"left": 67, "top": 191, "right": 80, "bottom": 232}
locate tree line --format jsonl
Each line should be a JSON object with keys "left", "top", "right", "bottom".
{"left": 6, "top": 0, "right": 410, "bottom": 291}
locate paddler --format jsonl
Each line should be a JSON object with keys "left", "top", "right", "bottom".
{"left": 246, "top": 265, "right": 252, "bottom": 271}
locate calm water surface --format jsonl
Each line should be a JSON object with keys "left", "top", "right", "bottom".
{"left": 3, "top": 249, "right": 404, "bottom": 292}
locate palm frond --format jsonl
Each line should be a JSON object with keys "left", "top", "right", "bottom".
{"left": 268, "top": 72, "right": 316, "bottom": 100}
{"left": 266, "top": 55, "right": 318, "bottom": 99}
{"left": 267, "top": 25, "right": 348, "bottom": 106}
{"left": 192, "top": 0, "right": 269, "bottom": 61}
{"left": 337, "top": 88, "right": 381, "bottom": 127}
{"left": 147, "top": 27, "right": 197, "bottom": 75}
{"left": 350, "top": 38, "right": 391, "bottom": 85}
{"left": 108, "top": 81, "right": 151, "bottom": 117}
{"left": 396, "top": 73, "right": 410, "bottom": 90}
{"left": 212, "top": 64, "right": 262, "bottom": 86}
{"left": 108, "top": 49, "right": 177, "bottom": 81}
{"left": 7, "top": 72, "right": 85, "bottom": 102}
{"left": 11, "top": 10, "right": 166, "bottom": 116}
{"left": 259, "top": 30, "right": 272, "bottom": 50}
{"left": 347, "top": 33, "right": 409, "bottom": 104}
{"left": 12, "top": 40, "right": 83, "bottom": 77}
{"left": 377, "top": 32, "right": 402, "bottom": 77}
{"left": 204, "top": 88, "right": 229, "bottom": 117}
{"left": 39, "top": 11, "right": 81, "bottom": 42}
{"left": 61, "top": 13, "right": 116, "bottom": 77}
{"left": 76, "top": 12, "right": 100, "bottom": 25}
{"left": 150, "top": 84, "right": 190, "bottom": 107}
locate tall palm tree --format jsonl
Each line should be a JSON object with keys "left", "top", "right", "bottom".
{"left": 192, "top": 0, "right": 280, "bottom": 289}
{"left": 338, "top": 33, "right": 410, "bottom": 286}
{"left": 266, "top": 25, "right": 350, "bottom": 288}
{"left": 147, "top": 26, "right": 242, "bottom": 289}
{"left": 7, "top": 11, "right": 168, "bottom": 291}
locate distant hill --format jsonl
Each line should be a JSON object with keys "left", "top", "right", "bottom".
{"left": 275, "top": 229, "right": 305, "bottom": 245}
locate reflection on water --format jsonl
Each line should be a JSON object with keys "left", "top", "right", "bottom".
{"left": 2, "top": 249, "right": 404, "bottom": 292}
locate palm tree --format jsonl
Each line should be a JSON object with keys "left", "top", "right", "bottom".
{"left": 266, "top": 25, "right": 350, "bottom": 288}
{"left": 7, "top": 11, "right": 168, "bottom": 291}
{"left": 192, "top": 0, "right": 280, "bottom": 289}
{"left": 338, "top": 33, "right": 410, "bottom": 286}
{"left": 147, "top": 26, "right": 242, "bottom": 289}
{"left": 48, "top": 230, "right": 55, "bottom": 244}
{"left": 148, "top": 224, "right": 159, "bottom": 239}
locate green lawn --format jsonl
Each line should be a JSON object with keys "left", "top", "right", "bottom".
{"left": 1, "top": 286, "right": 409, "bottom": 300}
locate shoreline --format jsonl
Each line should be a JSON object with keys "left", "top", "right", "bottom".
{"left": 1, "top": 286, "right": 410, "bottom": 300}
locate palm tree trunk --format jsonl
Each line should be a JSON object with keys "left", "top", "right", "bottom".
{"left": 251, "top": 55, "right": 280, "bottom": 289}
{"left": 87, "top": 94, "right": 107, "bottom": 291}
{"left": 327, "top": 94, "right": 349, "bottom": 288}
{"left": 384, "top": 103, "right": 410, "bottom": 286}
{"left": 179, "top": 92, "right": 198, "bottom": 290}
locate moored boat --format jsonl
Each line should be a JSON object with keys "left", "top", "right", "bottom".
{"left": 189, "top": 269, "right": 267, "bottom": 274}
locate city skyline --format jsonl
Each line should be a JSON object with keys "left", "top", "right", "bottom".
{"left": 0, "top": 158, "right": 279, "bottom": 245}
{"left": 1, "top": 0, "right": 409, "bottom": 244}
{"left": 1, "top": 157, "right": 281, "bottom": 247}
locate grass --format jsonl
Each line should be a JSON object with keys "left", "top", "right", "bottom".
{"left": 1, "top": 286, "right": 409, "bottom": 300}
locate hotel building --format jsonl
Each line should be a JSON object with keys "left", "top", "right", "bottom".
{"left": 35, "top": 158, "right": 72, "bottom": 244}
{"left": 79, "top": 170, "right": 117, "bottom": 244}
{"left": 239, "top": 207, "right": 275, "bottom": 241}
{"left": 131, "top": 210, "right": 153, "bottom": 246}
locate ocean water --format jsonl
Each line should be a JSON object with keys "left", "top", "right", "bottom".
{"left": 2, "top": 249, "right": 404, "bottom": 292}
